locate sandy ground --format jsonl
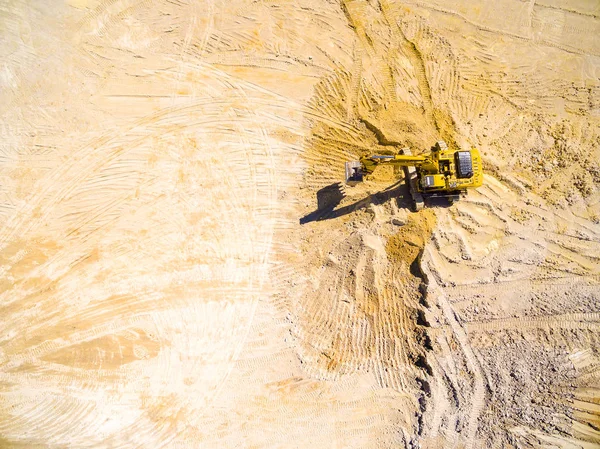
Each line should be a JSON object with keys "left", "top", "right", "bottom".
{"left": 1, "top": 0, "right": 599, "bottom": 448}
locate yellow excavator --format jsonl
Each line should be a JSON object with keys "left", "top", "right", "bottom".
{"left": 345, "top": 141, "right": 483, "bottom": 210}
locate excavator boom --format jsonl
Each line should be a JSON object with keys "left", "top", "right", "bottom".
{"left": 358, "top": 154, "right": 438, "bottom": 176}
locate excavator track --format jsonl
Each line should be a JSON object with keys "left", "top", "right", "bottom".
{"left": 401, "top": 148, "right": 425, "bottom": 211}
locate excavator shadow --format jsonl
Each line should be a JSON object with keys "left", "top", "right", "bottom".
{"left": 299, "top": 181, "right": 415, "bottom": 224}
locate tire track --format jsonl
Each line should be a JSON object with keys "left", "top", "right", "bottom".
{"left": 396, "top": 26, "right": 435, "bottom": 127}
{"left": 0, "top": 83, "right": 303, "bottom": 251}
{"left": 465, "top": 312, "right": 600, "bottom": 333}
{"left": 2, "top": 54, "right": 300, "bottom": 446}
{"left": 347, "top": 42, "right": 363, "bottom": 120}
{"left": 422, "top": 248, "right": 486, "bottom": 449}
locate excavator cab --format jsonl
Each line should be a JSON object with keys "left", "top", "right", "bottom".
{"left": 455, "top": 151, "right": 474, "bottom": 179}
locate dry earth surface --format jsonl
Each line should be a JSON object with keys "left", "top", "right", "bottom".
{"left": 1, "top": 0, "right": 599, "bottom": 448}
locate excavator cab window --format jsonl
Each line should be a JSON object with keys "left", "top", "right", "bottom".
{"left": 455, "top": 151, "right": 474, "bottom": 178}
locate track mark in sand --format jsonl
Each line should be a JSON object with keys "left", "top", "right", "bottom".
{"left": 347, "top": 43, "right": 363, "bottom": 120}
{"left": 170, "top": 0, "right": 201, "bottom": 101}
{"left": 402, "top": 0, "right": 598, "bottom": 56}
{"left": 200, "top": 82, "right": 284, "bottom": 410}
{"left": 526, "top": 0, "right": 536, "bottom": 36}
{"left": 379, "top": 2, "right": 434, "bottom": 124}
{"left": 571, "top": 373, "right": 600, "bottom": 444}
{"left": 0, "top": 85, "right": 286, "bottom": 252}
{"left": 397, "top": 29, "right": 435, "bottom": 127}
{"left": 422, "top": 355, "right": 459, "bottom": 442}
{"left": 380, "top": 2, "right": 462, "bottom": 147}
{"left": 535, "top": 1, "right": 600, "bottom": 19}
{"left": 400, "top": 0, "right": 532, "bottom": 42}
{"left": 439, "top": 294, "right": 486, "bottom": 449}
{"left": 194, "top": 0, "right": 213, "bottom": 57}
{"left": 0, "top": 48, "right": 303, "bottom": 442}
{"left": 444, "top": 274, "right": 600, "bottom": 298}
{"left": 465, "top": 313, "right": 600, "bottom": 333}
{"left": 422, "top": 249, "right": 486, "bottom": 449}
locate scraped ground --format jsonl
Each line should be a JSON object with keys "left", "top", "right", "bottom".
{"left": 1, "top": 1, "right": 599, "bottom": 448}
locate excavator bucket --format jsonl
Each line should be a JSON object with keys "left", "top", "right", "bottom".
{"left": 345, "top": 161, "right": 363, "bottom": 185}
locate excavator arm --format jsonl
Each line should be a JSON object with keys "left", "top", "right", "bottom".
{"left": 359, "top": 154, "right": 438, "bottom": 175}
{"left": 345, "top": 152, "right": 436, "bottom": 183}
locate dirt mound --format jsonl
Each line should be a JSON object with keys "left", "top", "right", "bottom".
{"left": 386, "top": 210, "right": 436, "bottom": 267}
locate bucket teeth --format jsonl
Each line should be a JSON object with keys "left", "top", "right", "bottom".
{"left": 345, "top": 161, "right": 363, "bottom": 185}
